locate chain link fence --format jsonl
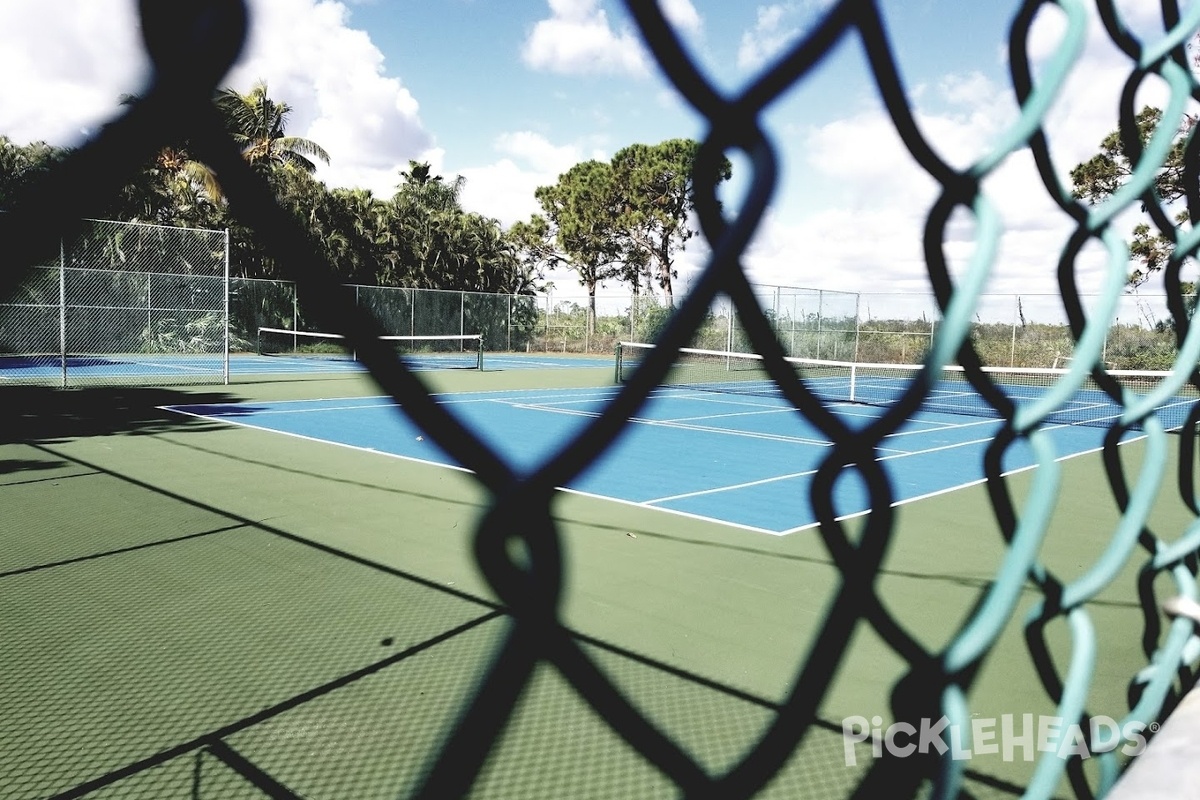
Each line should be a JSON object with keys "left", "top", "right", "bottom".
{"left": 0, "top": 219, "right": 229, "bottom": 386}
{"left": 855, "top": 292, "right": 1197, "bottom": 369}
{"left": 224, "top": 281, "right": 1195, "bottom": 372}
{"left": 6, "top": 1, "right": 1200, "bottom": 797}
{"left": 6, "top": 248, "right": 1193, "bottom": 383}
{"left": 2, "top": 225, "right": 1192, "bottom": 383}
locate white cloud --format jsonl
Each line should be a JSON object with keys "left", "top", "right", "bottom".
{"left": 661, "top": 0, "right": 704, "bottom": 37}
{"left": 493, "top": 131, "right": 583, "bottom": 175}
{"left": 458, "top": 132, "right": 591, "bottom": 227}
{"left": 731, "top": 1, "right": 1196, "bottom": 316}
{"left": 459, "top": 160, "right": 548, "bottom": 227}
{"left": 0, "top": 2, "right": 147, "bottom": 145}
{"left": 522, "top": 0, "right": 651, "bottom": 77}
{"left": 741, "top": 64, "right": 1094, "bottom": 304}
{"left": 227, "top": 0, "right": 433, "bottom": 196}
{"left": 737, "top": 5, "right": 799, "bottom": 70}
{"left": 937, "top": 71, "right": 998, "bottom": 109}
{"left": 0, "top": 0, "right": 433, "bottom": 199}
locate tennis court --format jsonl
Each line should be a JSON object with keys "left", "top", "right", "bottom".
{"left": 8, "top": 1, "right": 1200, "bottom": 795}
{"left": 164, "top": 380, "right": 1140, "bottom": 535}
{"left": 3, "top": 349, "right": 1197, "bottom": 799}
{"left": 0, "top": 349, "right": 610, "bottom": 381}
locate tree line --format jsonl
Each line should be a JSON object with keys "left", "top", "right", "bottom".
{"left": 0, "top": 81, "right": 721, "bottom": 312}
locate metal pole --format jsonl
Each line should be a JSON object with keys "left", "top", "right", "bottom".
{"left": 629, "top": 290, "right": 635, "bottom": 341}
{"left": 59, "top": 236, "right": 67, "bottom": 388}
{"left": 853, "top": 293, "right": 862, "bottom": 363}
{"left": 774, "top": 286, "right": 780, "bottom": 352}
{"left": 223, "top": 229, "right": 230, "bottom": 384}
{"left": 726, "top": 298, "right": 734, "bottom": 352}
{"left": 817, "top": 289, "right": 824, "bottom": 359}
{"left": 1010, "top": 294, "right": 1017, "bottom": 368}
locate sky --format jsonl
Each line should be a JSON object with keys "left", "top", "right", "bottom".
{"left": 0, "top": 0, "right": 1197, "bottom": 323}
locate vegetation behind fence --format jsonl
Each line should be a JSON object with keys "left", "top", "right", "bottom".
{"left": 0, "top": 219, "right": 1192, "bottom": 375}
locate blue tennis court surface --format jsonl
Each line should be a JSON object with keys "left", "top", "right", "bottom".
{"left": 165, "top": 386, "right": 1138, "bottom": 535}
{"left": 0, "top": 351, "right": 609, "bottom": 380}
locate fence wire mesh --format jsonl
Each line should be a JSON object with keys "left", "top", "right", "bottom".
{"left": 0, "top": 219, "right": 228, "bottom": 386}
{"left": 4, "top": 1, "right": 1200, "bottom": 798}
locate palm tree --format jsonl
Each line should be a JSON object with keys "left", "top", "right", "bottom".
{"left": 395, "top": 160, "right": 465, "bottom": 214}
{"left": 215, "top": 81, "right": 331, "bottom": 175}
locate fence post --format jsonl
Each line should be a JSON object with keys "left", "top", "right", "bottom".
{"left": 59, "top": 236, "right": 67, "bottom": 388}
{"left": 223, "top": 228, "right": 230, "bottom": 384}
{"left": 629, "top": 291, "right": 635, "bottom": 342}
{"left": 817, "top": 289, "right": 824, "bottom": 360}
{"left": 853, "top": 293, "right": 862, "bottom": 363}
{"left": 1010, "top": 294, "right": 1017, "bottom": 368}
{"left": 726, "top": 299, "right": 734, "bottom": 352}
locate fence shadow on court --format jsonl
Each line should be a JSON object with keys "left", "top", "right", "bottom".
{"left": 0, "top": 386, "right": 236, "bottom": 447}
{"left": 4, "top": 1, "right": 1200, "bottom": 799}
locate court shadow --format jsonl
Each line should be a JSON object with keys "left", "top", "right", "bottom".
{"left": 0, "top": 385, "right": 238, "bottom": 446}
{"left": 0, "top": 458, "right": 67, "bottom": 474}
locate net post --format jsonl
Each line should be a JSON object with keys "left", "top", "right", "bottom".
{"left": 615, "top": 341, "right": 623, "bottom": 384}
{"left": 476, "top": 334, "right": 484, "bottom": 370}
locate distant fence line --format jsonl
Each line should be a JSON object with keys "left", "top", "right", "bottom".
{"left": 238, "top": 278, "right": 1195, "bottom": 370}
{"left": 0, "top": 218, "right": 1191, "bottom": 375}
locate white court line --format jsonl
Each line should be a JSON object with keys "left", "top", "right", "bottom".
{"left": 174, "top": 386, "right": 627, "bottom": 419}
{"left": 776, "top": 432, "right": 1148, "bottom": 535}
{"left": 162, "top": 404, "right": 784, "bottom": 537}
{"left": 643, "top": 426, "right": 1009, "bottom": 506}
{"left": 166, "top": 384, "right": 1016, "bottom": 456}
{"left": 507, "top": 401, "right": 840, "bottom": 447}
{"left": 193, "top": 400, "right": 397, "bottom": 417}
{"left": 126, "top": 360, "right": 226, "bottom": 375}
{"left": 665, "top": 406, "right": 797, "bottom": 424}
{"left": 164, "top": 387, "right": 1151, "bottom": 537}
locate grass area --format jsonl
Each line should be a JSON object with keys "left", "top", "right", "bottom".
{"left": 0, "top": 365, "right": 1194, "bottom": 798}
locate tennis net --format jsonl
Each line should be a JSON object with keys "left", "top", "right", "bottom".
{"left": 257, "top": 327, "right": 484, "bottom": 370}
{"left": 615, "top": 341, "right": 1199, "bottom": 430}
